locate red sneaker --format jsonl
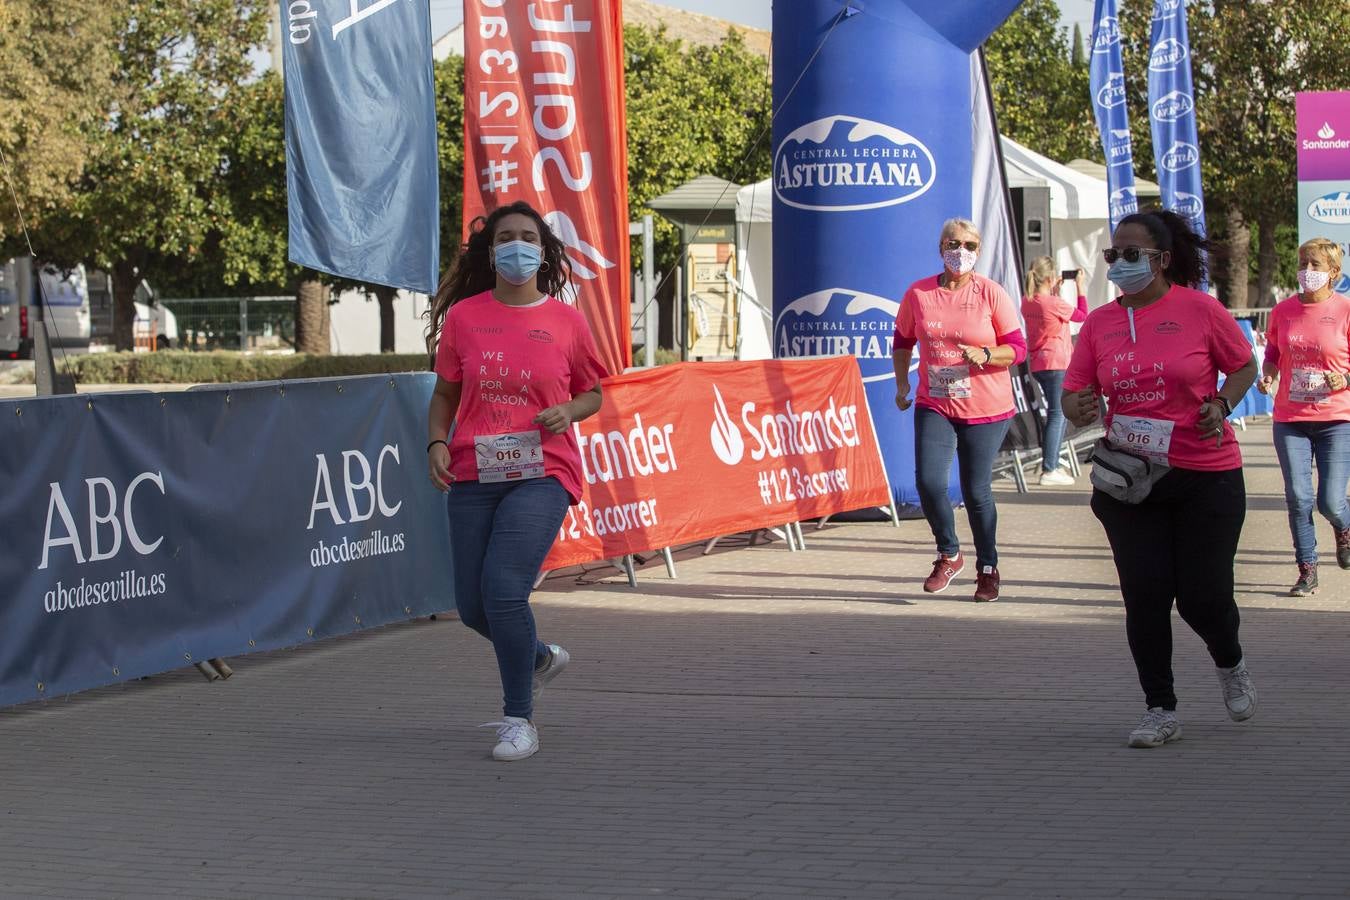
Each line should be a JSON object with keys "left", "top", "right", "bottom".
{"left": 923, "top": 552, "right": 964, "bottom": 593}
{"left": 973, "top": 565, "right": 1000, "bottom": 602}
{"left": 1336, "top": 527, "right": 1350, "bottom": 570}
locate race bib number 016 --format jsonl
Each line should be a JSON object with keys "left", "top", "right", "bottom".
{"left": 928, "top": 364, "right": 972, "bottom": 400}
{"left": 1108, "top": 415, "right": 1174, "bottom": 465}
{"left": 474, "top": 430, "right": 545, "bottom": 482}
{"left": 1290, "top": 368, "right": 1330, "bottom": 404}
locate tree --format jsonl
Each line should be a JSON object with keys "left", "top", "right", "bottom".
{"left": 0, "top": 1, "right": 116, "bottom": 245}
{"left": 1071, "top": 22, "right": 1086, "bottom": 68}
{"left": 24, "top": 1, "right": 270, "bottom": 350}
{"left": 984, "top": 0, "right": 1099, "bottom": 163}
{"left": 623, "top": 26, "right": 773, "bottom": 274}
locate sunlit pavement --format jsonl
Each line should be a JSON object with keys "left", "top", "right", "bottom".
{"left": 2, "top": 418, "right": 1347, "bottom": 898}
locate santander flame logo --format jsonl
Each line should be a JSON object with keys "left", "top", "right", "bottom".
{"left": 544, "top": 209, "right": 617, "bottom": 285}
{"left": 710, "top": 386, "right": 745, "bottom": 466}
{"left": 1319, "top": 122, "right": 1337, "bottom": 140}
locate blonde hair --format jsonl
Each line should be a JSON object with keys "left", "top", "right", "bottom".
{"left": 1299, "top": 237, "right": 1343, "bottom": 272}
{"left": 1024, "top": 255, "right": 1057, "bottom": 297}
{"left": 939, "top": 218, "right": 981, "bottom": 244}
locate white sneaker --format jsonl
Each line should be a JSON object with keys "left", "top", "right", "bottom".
{"left": 481, "top": 716, "right": 539, "bottom": 761}
{"left": 1217, "top": 658, "right": 1257, "bottom": 722}
{"left": 533, "top": 644, "right": 570, "bottom": 699}
{"left": 1127, "top": 707, "right": 1182, "bottom": 748}
{"left": 1038, "top": 468, "right": 1074, "bottom": 486}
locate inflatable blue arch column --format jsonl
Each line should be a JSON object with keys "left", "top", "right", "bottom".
{"left": 772, "top": 1, "right": 1023, "bottom": 509}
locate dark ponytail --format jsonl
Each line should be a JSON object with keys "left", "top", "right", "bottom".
{"left": 1116, "top": 209, "right": 1211, "bottom": 289}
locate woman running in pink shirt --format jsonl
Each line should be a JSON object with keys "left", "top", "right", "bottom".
{"left": 1022, "top": 256, "right": 1088, "bottom": 486}
{"left": 892, "top": 218, "right": 1027, "bottom": 603}
{"left": 1063, "top": 210, "right": 1259, "bottom": 749}
{"left": 1258, "top": 237, "right": 1350, "bottom": 596}
{"left": 426, "top": 201, "right": 608, "bottom": 762}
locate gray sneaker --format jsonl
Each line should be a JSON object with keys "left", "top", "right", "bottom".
{"left": 533, "top": 644, "right": 570, "bottom": 699}
{"left": 1128, "top": 707, "right": 1182, "bottom": 748}
{"left": 1216, "top": 658, "right": 1257, "bottom": 722}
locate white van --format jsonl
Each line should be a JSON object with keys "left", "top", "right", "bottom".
{"left": 0, "top": 258, "right": 92, "bottom": 359}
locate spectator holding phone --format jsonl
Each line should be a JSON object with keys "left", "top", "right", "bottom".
{"left": 1258, "top": 237, "right": 1350, "bottom": 597}
{"left": 1022, "top": 256, "right": 1089, "bottom": 485}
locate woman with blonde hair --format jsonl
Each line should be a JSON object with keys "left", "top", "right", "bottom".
{"left": 1022, "top": 256, "right": 1088, "bottom": 485}
{"left": 1258, "top": 236, "right": 1350, "bottom": 596}
{"left": 893, "top": 217, "right": 1027, "bottom": 602}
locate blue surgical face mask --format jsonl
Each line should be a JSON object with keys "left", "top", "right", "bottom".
{"left": 493, "top": 240, "right": 543, "bottom": 286}
{"left": 1107, "top": 257, "right": 1157, "bottom": 295}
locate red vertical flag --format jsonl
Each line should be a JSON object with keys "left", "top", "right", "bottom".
{"left": 463, "top": 1, "right": 632, "bottom": 373}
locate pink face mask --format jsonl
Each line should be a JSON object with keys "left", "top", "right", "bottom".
{"left": 1298, "top": 268, "right": 1331, "bottom": 293}
{"left": 942, "top": 247, "right": 978, "bottom": 276}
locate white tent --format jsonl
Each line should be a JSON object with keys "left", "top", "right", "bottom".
{"left": 733, "top": 135, "right": 1151, "bottom": 360}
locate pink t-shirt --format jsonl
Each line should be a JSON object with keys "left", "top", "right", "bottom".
{"left": 1064, "top": 285, "right": 1254, "bottom": 472}
{"left": 1023, "top": 293, "right": 1087, "bottom": 372}
{"left": 434, "top": 291, "right": 608, "bottom": 503}
{"left": 1263, "top": 292, "right": 1350, "bottom": 423}
{"left": 894, "top": 274, "right": 1022, "bottom": 421}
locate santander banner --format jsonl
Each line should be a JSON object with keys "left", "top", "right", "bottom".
{"left": 462, "top": 0, "right": 632, "bottom": 373}
{"left": 543, "top": 358, "right": 892, "bottom": 570}
{"left": 1297, "top": 92, "right": 1350, "bottom": 295}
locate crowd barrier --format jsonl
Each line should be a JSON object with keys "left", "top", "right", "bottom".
{"left": 544, "top": 358, "right": 895, "bottom": 571}
{"left": 1, "top": 359, "right": 894, "bottom": 708}
{"left": 0, "top": 375, "right": 453, "bottom": 708}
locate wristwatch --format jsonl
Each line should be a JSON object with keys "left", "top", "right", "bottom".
{"left": 982, "top": 346, "right": 992, "bottom": 365}
{"left": 1214, "top": 395, "right": 1233, "bottom": 416}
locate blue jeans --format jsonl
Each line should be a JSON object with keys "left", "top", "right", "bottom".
{"left": 1272, "top": 420, "right": 1350, "bottom": 564}
{"left": 446, "top": 476, "right": 570, "bottom": 719}
{"left": 914, "top": 406, "right": 1012, "bottom": 570}
{"left": 1032, "top": 369, "right": 1067, "bottom": 473}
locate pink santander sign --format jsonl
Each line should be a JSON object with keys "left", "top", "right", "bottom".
{"left": 1297, "top": 91, "right": 1350, "bottom": 293}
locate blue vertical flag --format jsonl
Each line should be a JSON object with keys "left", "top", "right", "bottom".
{"left": 1090, "top": 0, "right": 1139, "bottom": 232}
{"left": 1147, "top": 0, "right": 1207, "bottom": 243}
{"left": 282, "top": 0, "right": 440, "bottom": 293}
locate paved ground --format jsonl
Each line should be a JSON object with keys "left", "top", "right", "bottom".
{"left": 2, "top": 418, "right": 1348, "bottom": 899}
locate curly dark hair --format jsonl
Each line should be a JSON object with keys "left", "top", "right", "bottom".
{"left": 425, "top": 201, "right": 573, "bottom": 355}
{"left": 1116, "top": 209, "right": 1211, "bottom": 289}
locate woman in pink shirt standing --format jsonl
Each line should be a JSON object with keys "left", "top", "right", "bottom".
{"left": 426, "top": 201, "right": 608, "bottom": 762}
{"left": 1258, "top": 237, "right": 1350, "bottom": 596}
{"left": 1022, "top": 256, "right": 1088, "bottom": 486}
{"left": 1063, "top": 210, "right": 1259, "bottom": 749}
{"left": 892, "top": 218, "right": 1028, "bottom": 602}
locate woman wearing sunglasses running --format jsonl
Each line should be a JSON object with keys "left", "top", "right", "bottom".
{"left": 426, "top": 200, "right": 608, "bottom": 761}
{"left": 1258, "top": 237, "right": 1350, "bottom": 596}
{"left": 893, "top": 218, "right": 1027, "bottom": 602}
{"left": 1062, "top": 209, "right": 1258, "bottom": 749}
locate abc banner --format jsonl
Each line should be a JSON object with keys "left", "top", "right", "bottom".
{"left": 543, "top": 358, "right": 892, "bottom": 570}
{"left": 282, "top": 0, "right": 440, "bottom": 293}
{"left": 770, "top": 1, "right": 1020, "bottom": 508}
{"left": 463, "top": 0, "right": 632, "bottom": 374}
{"left": 1297, "top": 92, "right": 1350, "bottom": 295}
{"left": 1089, "top": 0, "right": 1140, "bottom": 229}
{"left": 0, "top": 376, "right": 452, "bottom": 708}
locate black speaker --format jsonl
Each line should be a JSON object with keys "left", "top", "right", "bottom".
{"left": 1009, "top": 186, "right": 1052, "bottom": 270}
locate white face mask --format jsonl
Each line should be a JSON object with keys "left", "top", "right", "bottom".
{"left": 1298, "top": 268, "right": 1332, "bottom": 294}
{"left": 942, "top": 247, "right": 978, "bottom": 276}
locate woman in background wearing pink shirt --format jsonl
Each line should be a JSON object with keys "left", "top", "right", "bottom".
{"left": 1063, "top": 210, "right": 1259, "bottom": 749}
{"left": 893, "top": 218, "right": 1027, "bottom": 603}
{"left": 1022, "top": 256, "right": 1088, "bottom": 486}
{"left": 1258, "top": 237, "right": 1350, "bottom": 597}
{"left": 426, "top": 201, "right": 608, "bottom": 762}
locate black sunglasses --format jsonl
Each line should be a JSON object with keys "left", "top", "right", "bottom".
{"left": 943, "top": 240, "right": 980, "bottom": 252}
{"left": 1103, "top": 247, "right": 1163, "bottom": 264}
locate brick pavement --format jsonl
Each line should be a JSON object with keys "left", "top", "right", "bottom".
{"left": 2, "top": 418, "right": 1348, "bottom": 899}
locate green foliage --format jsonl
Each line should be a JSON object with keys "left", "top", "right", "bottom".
{"left": 623, "top": 27, "right": 772, "bottom": 273}
{"left": 984, "top": 0, "right": 1098, "bottom": 163}
{"left": 0, "top": 0, "right": 117, "bottom": 247}
{"left": 67, "top": 352, "right": 430, "bottom": 384}
{"left": 435, "top": 56, "right": 467, "bottom": 269}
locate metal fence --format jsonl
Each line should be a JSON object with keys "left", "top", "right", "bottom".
{"left": 159, "top": 297, "right": 295, "bottom": 351}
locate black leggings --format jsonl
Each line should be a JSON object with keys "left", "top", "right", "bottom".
{"left": 1090, "top": 467, "right": 1246, "bottom": 710}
